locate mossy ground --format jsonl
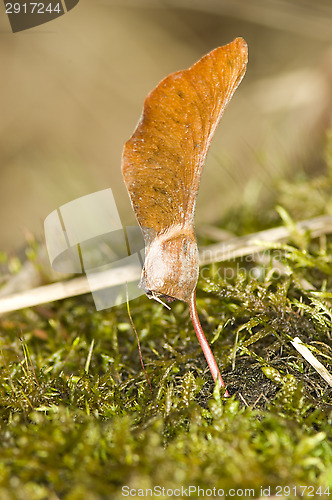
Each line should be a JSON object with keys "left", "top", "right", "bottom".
{"left": 1, "top": 136, "right": 332, "bottom": 499}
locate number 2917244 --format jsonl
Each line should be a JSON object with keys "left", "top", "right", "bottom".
{"left": 5, "top": 3, "right": 61, "bottom": 14}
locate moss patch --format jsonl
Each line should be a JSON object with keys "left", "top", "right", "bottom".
{"left": 1, "top": 135, "right": 332, "bottom": 499}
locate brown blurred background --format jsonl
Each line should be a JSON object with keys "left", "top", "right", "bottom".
{"left": 1, "top": 0, "right": 332, "bottom": 254}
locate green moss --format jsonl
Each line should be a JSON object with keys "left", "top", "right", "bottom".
{"left": 1, "top": 134, "right": 332, "bottom": 499}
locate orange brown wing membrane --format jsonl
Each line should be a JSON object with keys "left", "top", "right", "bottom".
{"left": 122, "top": 37, "right": 248, "bottom": 236}
{"left": 121, "top": 38, "right": 248, "bottom": 391}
